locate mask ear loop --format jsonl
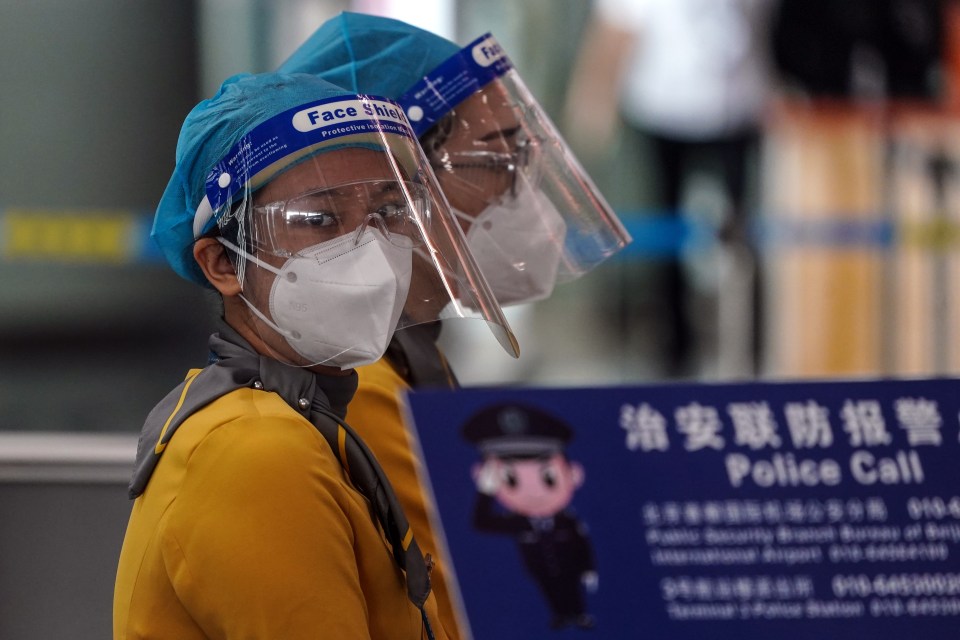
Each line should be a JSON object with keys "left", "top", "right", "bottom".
{"left": 450, "top": 208, "right": 473, "bottom": 224}
{"left": 217, "top": 237, "right": 282, "bottom": 277}
{"left": 216, "top": 236, "right": 300, "bottom": 341}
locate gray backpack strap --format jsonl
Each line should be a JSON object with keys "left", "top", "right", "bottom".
{"left": 128, "top": 363, "right": 256, "bottom": 498}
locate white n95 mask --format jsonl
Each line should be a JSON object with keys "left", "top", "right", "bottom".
{"left": 456, "top": 183, "right": 567, "bottom": 306}
{"left": 223, "top": 228, "right": 413, "bottom": 369}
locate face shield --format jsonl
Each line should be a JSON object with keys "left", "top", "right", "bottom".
{"left": 194, "top": 94, "right": 518, "bottom": 369}
{"left": 398, "top": 34, "right": 632, "bottom": 306}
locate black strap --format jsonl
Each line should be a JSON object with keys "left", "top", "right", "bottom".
{"left": 309, "top": 404, "right": 434, "bottom": 637}
{"left": 214, "top": 327, "right": 434, "bottom": 621}
{"left": 386, "top": 323, "right": 459, "bottom": 389}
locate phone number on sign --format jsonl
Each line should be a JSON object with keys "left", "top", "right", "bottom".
{"left": 908, "top": 497, "right": 960, "bottom": 520}
{"left": 833, "top": 573, "right": 960, "bottom": 598}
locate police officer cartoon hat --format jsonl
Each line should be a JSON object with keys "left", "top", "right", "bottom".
{"left": 461, "top": 402, "right": 573, "bottom": 458}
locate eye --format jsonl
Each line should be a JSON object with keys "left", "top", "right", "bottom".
{"left": 504, "top": 467, "right": 518, "bottom": 489}
{"left": 478, "top": 123, "right": 521, "bottom": 146}
{"left": 374, "top": 201, "right": 407, "bottom": 220}
{"left": 541, "top": 465, "right": 558, "bottom": 488}
{"left": 286, "top": 210, "right": 340, "bottom": 228}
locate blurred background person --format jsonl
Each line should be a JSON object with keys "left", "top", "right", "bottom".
{"left": 565, "top": 0, "right": 779, "bottom": 379}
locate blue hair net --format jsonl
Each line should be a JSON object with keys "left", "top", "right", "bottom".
{"left": 278, "top": 11, "right": 459, "bottom": 100}
{"left": 153, "top": 72, "right": 358, "bottom": 286}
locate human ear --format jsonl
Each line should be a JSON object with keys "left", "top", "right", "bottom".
{"left": 193, "top": 238, "right": 241, "bottom": 296}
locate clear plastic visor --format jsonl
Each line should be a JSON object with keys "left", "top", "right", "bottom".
{"left": 422, "top": 70, "right": 632, "bottom": 295}
{"left": 213, "top": 130, "right": 518, "bottom": 369}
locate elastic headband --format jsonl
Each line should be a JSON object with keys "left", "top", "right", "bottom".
{"left": 397, "top": 33, "right": 513, "bottom": 137}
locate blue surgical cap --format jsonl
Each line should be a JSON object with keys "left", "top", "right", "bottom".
{"left": 153, "top": 72, "right": 357, "bottom": 286}
{"left": 278, "top": 11, "right": 460, "bottom": 101}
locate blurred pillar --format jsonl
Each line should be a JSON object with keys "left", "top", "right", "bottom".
{"left": 763, "top": 100, "right": 886, "bottom": 376}
{"left": 886, "top": 104, "right": 960, "bottom": 376}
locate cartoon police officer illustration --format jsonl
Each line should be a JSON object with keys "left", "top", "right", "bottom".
{"left": 461, "top": 402, "right": 598, "bottom": 630}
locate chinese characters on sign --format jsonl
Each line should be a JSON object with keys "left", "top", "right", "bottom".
{"left": 620, "top": 396, "right": 940, "bottom": 487}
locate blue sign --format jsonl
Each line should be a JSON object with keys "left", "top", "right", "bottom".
{"left": 404, "top": 378, "right": 960, "bottom": 639}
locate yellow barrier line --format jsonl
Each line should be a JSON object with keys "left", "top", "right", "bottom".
{"left": 2, "top": 209, "right": 137, "bottom": 263}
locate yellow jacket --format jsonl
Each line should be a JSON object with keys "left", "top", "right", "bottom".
{"left": 348, "top": 359, "right": 464, "bottom": 640}
{"left": 114, "top": 383, "right": 447, "bottom": 639}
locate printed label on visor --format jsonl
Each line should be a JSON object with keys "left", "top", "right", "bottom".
{"left": 398, "top": 33, "right": 514, "bottom": 137}
{"left": 203, "top": 95, "right": 413, "bottom": 222}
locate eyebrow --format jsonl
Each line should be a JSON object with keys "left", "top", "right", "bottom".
{"left": 286, "top": 180, "right": 402, "bottom": 202}
{"left": 375, "top": 182, "right": 401, "bottom": 194}
{"left": 477, "top": 125, "right": 521, "bottom": 143}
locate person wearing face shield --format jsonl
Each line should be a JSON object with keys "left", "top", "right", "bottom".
{"left": 112, "top": 71, "right": 518, "bottom": 640}
{"left": 278, "top": 12, "right": 631, "bottom": 638}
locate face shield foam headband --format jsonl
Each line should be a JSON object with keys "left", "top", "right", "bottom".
{"left": 397, "top": 34, "right": 632, "bottom": 298}
{"left": 193, "top": 96, "right": 417, "bottom": 240}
